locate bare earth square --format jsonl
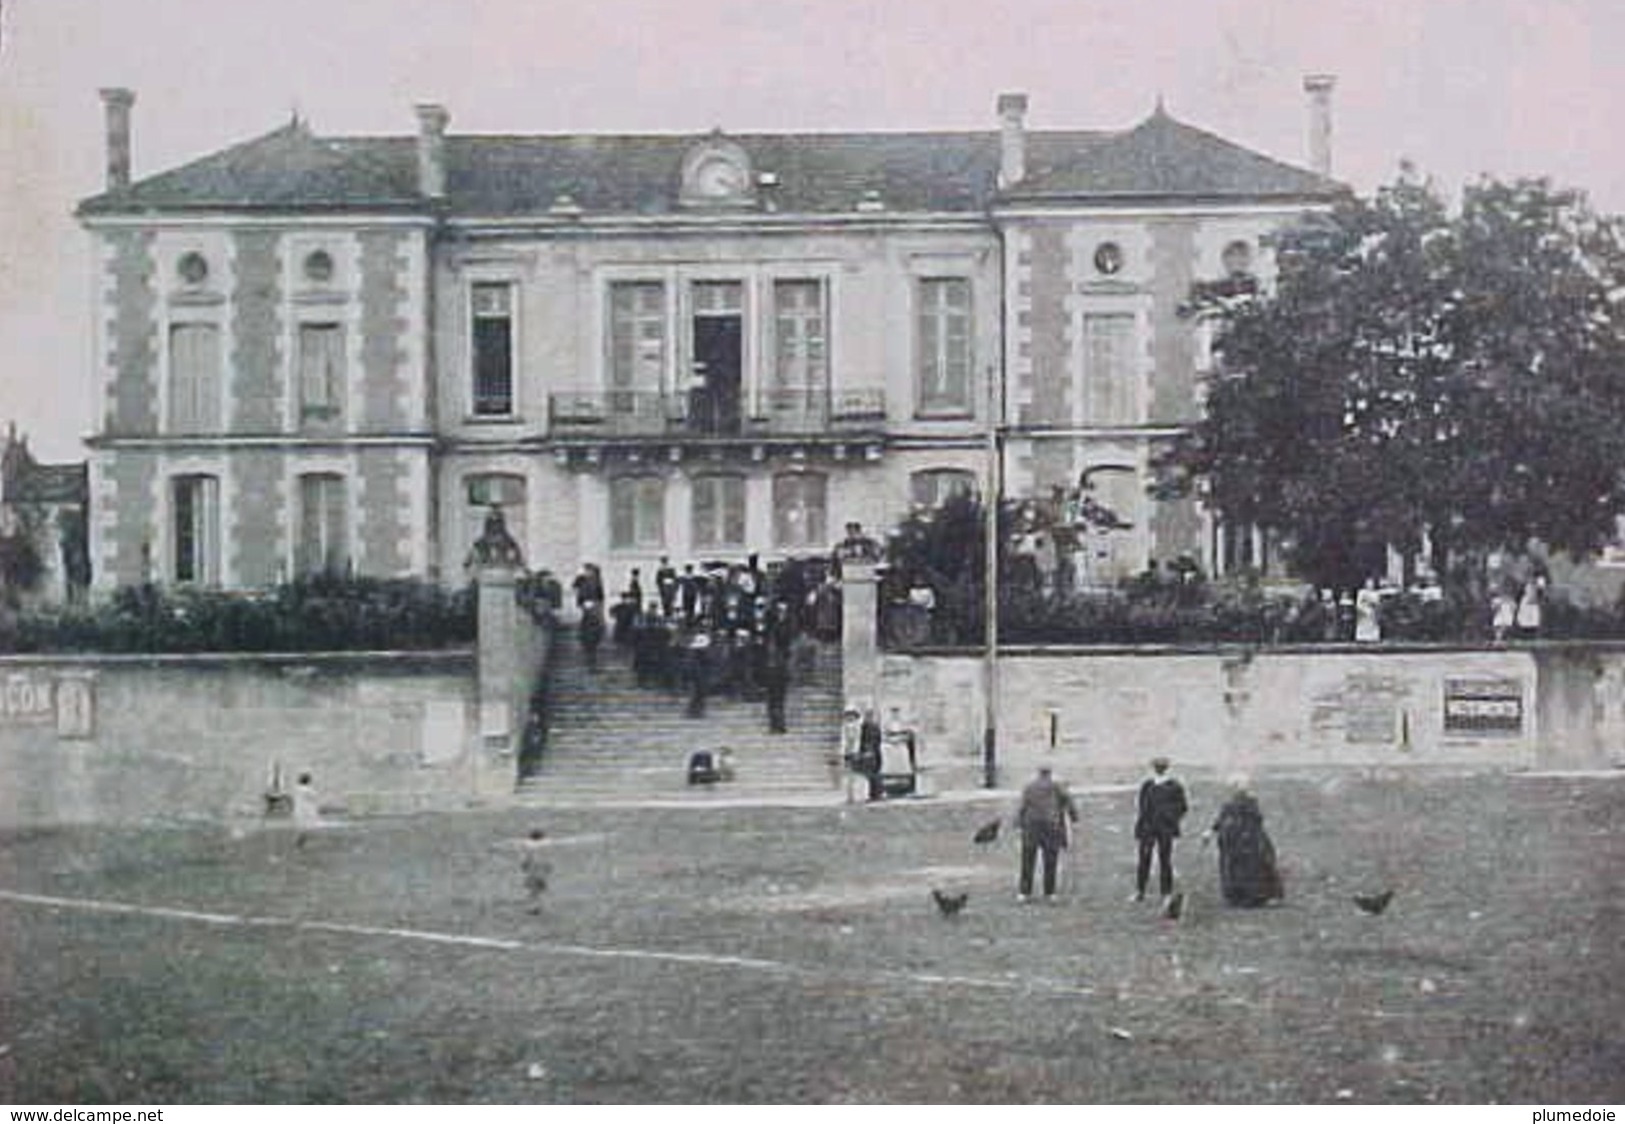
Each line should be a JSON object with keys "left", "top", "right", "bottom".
{"left": 0, "top": 771, "right": 1620, "bottom": 1104}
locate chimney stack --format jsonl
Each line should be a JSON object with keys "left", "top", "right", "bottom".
{"left": 414, "top": 103, "right": 450, "bottom": 200}
{"left": 1303, "top": 74, "right": 1335, "bottom": 177}
{"left": 99, "top": 88, "right": 135, "bottom": 192}
{"left": 997, "top": 91, "right": 1028, "bottom": 190}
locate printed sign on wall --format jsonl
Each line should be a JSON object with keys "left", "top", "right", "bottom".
{"left": 0, "top": 672, "right": 98, "bottom": 737}
{"left": 1443, "top": 676, "right": 1524, "bottom": 735}
{"left": 0, "top": 673, "right": 55, "bottom": 724}
{"left": 55, "top": 675, "right": 96, "bottom": 739}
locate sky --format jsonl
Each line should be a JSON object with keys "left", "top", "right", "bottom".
{"left": 1, "top": 0, "right": 1622, "bottom": 461}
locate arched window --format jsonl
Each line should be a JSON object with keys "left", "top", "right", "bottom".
{"left": 691, "top": 474, "right": 746, "bottom": 550}
{"left": 909, "top": 468, "right": 978, "bottom": 510}
{"left": 773, "top": 472, "right": 827, "bottom": 549}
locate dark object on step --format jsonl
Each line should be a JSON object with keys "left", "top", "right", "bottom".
{"left": 1353, "top": 889, "right": 1395, "bottom": 915}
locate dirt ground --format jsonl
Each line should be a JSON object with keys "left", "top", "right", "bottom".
{"left": 0, "top": 770, "right": 1621, "bottom": 1104}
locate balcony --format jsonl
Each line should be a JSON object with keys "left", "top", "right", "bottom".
{"left": 547, "top": 388, "right": 887, "bottom": 441}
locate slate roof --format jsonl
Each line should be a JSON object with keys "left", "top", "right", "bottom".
{"left": 78, "top": 107, "right": 1342, "bottom": 218}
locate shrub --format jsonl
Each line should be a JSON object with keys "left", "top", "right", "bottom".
{"left": 0, "top": 575, "right": 476, "bottom": 654}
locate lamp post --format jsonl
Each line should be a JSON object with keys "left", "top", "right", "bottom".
{"left": 982, "top": 370, "right": 1002, "bottom": 789}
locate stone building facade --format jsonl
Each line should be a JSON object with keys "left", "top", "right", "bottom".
{"left": 77, "top": 83, "right": 1342, "bottom": 596}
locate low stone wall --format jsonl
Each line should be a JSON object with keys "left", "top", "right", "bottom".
{"left": 879, "top": 643, "right": 1625, "bottom": 789}
{"left": 0, "top": 651, "right": 480, "bottom": 828}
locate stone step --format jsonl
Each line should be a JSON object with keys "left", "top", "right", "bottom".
{"left": 535, "top": 629, "right": 843, "bottom": 798}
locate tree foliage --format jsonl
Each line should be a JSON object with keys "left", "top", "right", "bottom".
{"left": 1157, "top": 171, "right": 1625, "bottom": 591}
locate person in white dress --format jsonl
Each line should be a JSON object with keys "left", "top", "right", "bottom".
{"left": 291, "top": 772, "right": 321, "bottom": 847}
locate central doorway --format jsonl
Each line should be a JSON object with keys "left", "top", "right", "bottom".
{"left": 690, "top": 282, "right": 743, "bottom": 436}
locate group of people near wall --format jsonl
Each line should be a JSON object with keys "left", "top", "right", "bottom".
{"left": 1009, "top": 757, "right": 1283, "bottom": 909}
{"left": 838, "top": 704, "right": 920, "bottom": 802}
{"left": 571, "top": 554, "right": 837, "bottom": 732}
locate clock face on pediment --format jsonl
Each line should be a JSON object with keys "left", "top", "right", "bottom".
{"left": 695, "top": 156, "right": 747, "bottom": 198}
{"left": 680, "top": 136, "right": 754, "bottom": 207}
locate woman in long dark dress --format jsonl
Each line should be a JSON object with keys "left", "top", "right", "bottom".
{"left": 1209, "top": 787, "right": 1284, "bottom": 907}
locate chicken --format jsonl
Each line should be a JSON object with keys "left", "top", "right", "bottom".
{"left": 932, "top": 889, "right": 969, "bottom": 917}
{"left": 1353, "top": 889, "right": 1395, "bottom": 915}
{"left": 972, "top": 819, "right": 1001, "bottom": 845}
{"left": 1160, "top": 891, "right": 1185, "bottom": 921}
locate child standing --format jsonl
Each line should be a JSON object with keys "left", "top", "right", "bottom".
{"left": 520, "top": 828, "right": 552, "bottom": 914}
{"left": 291, "top": 772, "right": 321, "bottom": 848}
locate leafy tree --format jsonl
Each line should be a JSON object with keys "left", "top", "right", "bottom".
{"left": 0, "top": 526, "right": 43, "bottom": 607}
{"left": 1158, "top": 171, "right": 1625, "bottom": 592}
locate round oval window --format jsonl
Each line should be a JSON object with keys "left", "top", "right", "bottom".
{"left": 177, "top": 252, "right": 209, "bottom": 286}
{"left": 304, "top": 250, "right": 335, "bottom": 283}
{"left": 1093, "top": 242, "right": 1124, "bottom": 276}
{"left": 1222, "top": 240, "right": 1253, "bottom": 277}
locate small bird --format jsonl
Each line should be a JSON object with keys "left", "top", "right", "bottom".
{"left": 932, "top": 889, "right": 969, "bottom": 917}
{"left": 1353, "top": 889, "right": 1395, "bottom": 915}
{"left": 1160, "top": 891, "right": 1185, "bottom": 921}
{"left": 972, "top": 819, "right": 1001, "bottom": 845}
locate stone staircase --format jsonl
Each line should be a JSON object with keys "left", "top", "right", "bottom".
{"left": 518, "top": 629, "right": 846, "bottom": 804}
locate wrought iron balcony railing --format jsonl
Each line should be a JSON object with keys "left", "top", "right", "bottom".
{"left": 547, "top": 387, "right": 887, "bottom": 439}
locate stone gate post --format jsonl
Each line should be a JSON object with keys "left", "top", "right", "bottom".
{"left": 836, "top": 523, "right": 885, "bottom": 709}
{"left": 471, "top": 507, "right": 526, "bottom": 800}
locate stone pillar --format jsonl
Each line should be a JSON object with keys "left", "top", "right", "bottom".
{"left": 475, "top": 562, "right": 520, "bottom": 798}
{"left": 840, "top": 559, "right": 881, "bottom": 709}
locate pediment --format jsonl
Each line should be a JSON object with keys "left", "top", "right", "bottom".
{"left": 679, "top": 131, "right": 755, "bottom": 208}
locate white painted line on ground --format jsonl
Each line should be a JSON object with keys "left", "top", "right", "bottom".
{"left": 0, "top": 888, "right": 244, "bottom": 927}
{"left": 538, "top": 942, "right": 796, "bottom": 974}
{"left": 0, "top": 886, "right": 1096, "bottom": 999}
{"left": 299, "top": 919, "right": 525, "bottom": 951}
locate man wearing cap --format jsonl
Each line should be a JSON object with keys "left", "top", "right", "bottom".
{"left": 1133, "top": 756, "right": 1189, "bottom": 903}
{"left": 1016, "top": 764, "right": 1079, "bottom": 902}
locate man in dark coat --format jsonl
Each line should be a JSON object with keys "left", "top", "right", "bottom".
{"left": 656, "top": 556, "right": 679, "bottom": 617}
{"left": 762, "top": 647, "right": 790, "bottom": 734}
{"left": 679, "top": 564, "right": 700, "bottom": 626}
{"left": 857, "top": 708, "right": 884, "bottom": 801}
{"left": 1017, "top": 765, "right": 1079, "bottom": 902}
{"left": 1133, "top": 755, "right": 1188, "bottom": 902}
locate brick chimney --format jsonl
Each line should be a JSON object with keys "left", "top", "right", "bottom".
{"left": 99, "top": 88, "right": 135, "bottom": 192}
{"left": 1303, "top": 74, "right": 1335, "bottom": 177}
{"left": 414, "top": 103, "right": 450, "bottom": 200}
{"left": 997, "top": 91, "right": 1028, "bottom": 190}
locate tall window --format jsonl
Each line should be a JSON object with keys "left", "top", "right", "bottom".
{"left": 910, "top": 468, "right": 977, "bottom": 510}
{"left": 298, "top": 323, "right": 345, "bottom": 425}
{"left": 171, "top": 474, "right": 219, "bottom": 585}
{"left": 608, "top": 282, "right": 667, "bottom": 407}
{"left": 297, "top": 472, "right": 349, "bottom": 575}
{"left": 691, "top": 474, "right": 746, "bottom": 550}
{"left": 773, "top": 473, "right": 827, "bottom": 549}
{"left": 917, "top": 278, "right": 973, "bottom": 416}
{"left": 466, "top": 473, "right": 528, "bottom": 564}
{"left": 609, "top": 476, "right": 665, "bottom": 550}
{"left": 168, "top": 323, "right": 222, "bottom": 433}
{"left": 1081, "top": 313, "right": 1141, "bottom": 424}
{"left": 471, "top": 283, "right": 514, "bottom": 417}
{"left": 773, "top": 280, "right": 827, "bottom": 408}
